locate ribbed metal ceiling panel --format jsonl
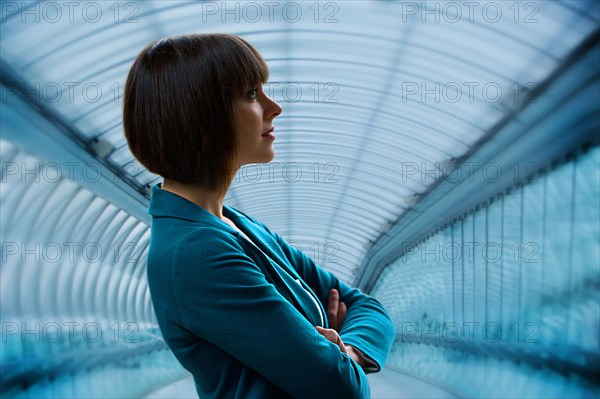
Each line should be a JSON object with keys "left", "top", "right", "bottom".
{"left": 1, "top": 1, "right": 597, "bottom": 284}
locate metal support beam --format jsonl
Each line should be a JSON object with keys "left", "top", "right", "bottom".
{"left": 0, "top": 58, "right": 150, "bottom": 224}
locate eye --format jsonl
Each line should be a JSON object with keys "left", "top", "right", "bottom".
{"left": 247, "top": 87, "right": 259, "bottom": 100}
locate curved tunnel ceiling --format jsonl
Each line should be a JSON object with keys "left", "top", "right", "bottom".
{"left": 1, "top": 1, "right": 598, "bottom": 284}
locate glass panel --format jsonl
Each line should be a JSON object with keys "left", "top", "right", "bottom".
{"left": 372, "top": 146, "right": 600, "bottom": 398}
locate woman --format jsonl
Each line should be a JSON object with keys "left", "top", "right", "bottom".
{"left": 123, "top": 33, "right": 395, "bottom": 399}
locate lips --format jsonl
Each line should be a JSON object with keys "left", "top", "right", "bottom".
{"left": 261, "top": 127, "right": 274, "bottom": 136}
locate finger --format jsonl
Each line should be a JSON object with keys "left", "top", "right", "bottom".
{"left": 315, "top": 327, "right": 347, "bottom": 354}
{"left": 327, "top": 289, "right": 339, "bottom": 330}
{"left": 315, "top": 326, "right": 336, "bottom": 342}
{"left": 315, "top": 326, "right": 334, "bottom": 342}
{"left": 338, "top": 301, "right": 347, "bottom": 328}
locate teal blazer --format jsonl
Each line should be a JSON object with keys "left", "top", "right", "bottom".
{"left": 146, "top": 184, "right": 395, "bottom": 398}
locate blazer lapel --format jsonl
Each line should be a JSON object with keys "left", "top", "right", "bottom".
{"left": 226, "top": 208, "right": 324, "bottom": 326}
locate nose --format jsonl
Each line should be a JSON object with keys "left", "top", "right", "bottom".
{"left": 263, "top": 93, "right": 282, "bottom": 120}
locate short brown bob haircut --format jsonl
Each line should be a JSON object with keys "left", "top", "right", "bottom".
{"left": 123, "top": 33, "right": 269, "bottom": 195}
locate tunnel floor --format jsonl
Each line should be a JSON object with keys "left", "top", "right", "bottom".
{"left": 144, "top": 368, "right": 457, "bottom": 399}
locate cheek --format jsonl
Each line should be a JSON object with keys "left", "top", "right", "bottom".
{"left": 251, "top": 107, "right": 263, "bottom": 123}
{"left": 236, "top": 103, "right": 264, "bottom": 137}
{"left": 238, "top": 105, "right": 262, "bottom": 124}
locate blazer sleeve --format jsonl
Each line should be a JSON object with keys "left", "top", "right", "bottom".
{"left": 247, "top": 217, "right": 396, "bottom": 373}
{"left": 171, "top": 229, "right": 370, "bottom": 399}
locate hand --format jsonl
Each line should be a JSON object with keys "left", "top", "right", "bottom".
{"left": 315, "top": 328, "right": 367, "bottom": 368}
{"left": 315, "top": 326, "right": 347, "bottom": 354}
{"left": 314, "top": 288, "right": 368, "bottom": 367}
{"left": 314, "top": 288, "right": 346, "bottom": 332}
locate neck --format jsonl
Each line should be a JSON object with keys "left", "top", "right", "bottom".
{"left": 161, "top": 178, "right": 232, "bottom": 220}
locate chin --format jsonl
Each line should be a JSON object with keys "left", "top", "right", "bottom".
{"left": 262, "top": 152, "right": 275, "bottom": 163}
{"left": 260, "top": 147, "right": 276, "bottom": 163}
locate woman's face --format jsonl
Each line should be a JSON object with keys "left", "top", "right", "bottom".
{"left": 233, "top": 84, "right": 282, "bottom": 169}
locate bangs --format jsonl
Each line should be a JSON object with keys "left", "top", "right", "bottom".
{"left": 215, "top": 34, "right": 270, "bottom": 96}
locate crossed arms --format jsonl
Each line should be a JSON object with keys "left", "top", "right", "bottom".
{"left": 172, "top": 225, "right": 395, "bottom": 398}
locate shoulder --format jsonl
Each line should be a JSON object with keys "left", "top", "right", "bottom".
{"left": 168, "top": 226, "right": 260, "bottom": 295}
{"left": 174, "top": 226, "right": 243, "bottom": 264}
{"left": 148, "top": 219, "right": 244, "bottom": 277}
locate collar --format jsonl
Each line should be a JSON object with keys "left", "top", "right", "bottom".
{"left": 147, "top": 183, "right": 242, "bottom": 235}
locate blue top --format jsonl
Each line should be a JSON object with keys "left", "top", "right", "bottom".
{"left": 146, "top": 183, "right": 396, "bottom": 399}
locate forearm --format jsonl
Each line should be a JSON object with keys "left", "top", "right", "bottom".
{"left": 347, "top": 344, "right": 381, "bottom": 372}
{"left": 315, "top": 329, "right": 375, "bottom": 373}
{"left": 336, "top": 294, "right": 395, "bottom": 368}
{"left": 346, "top": 345, "right": 367, "bottom": 368}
